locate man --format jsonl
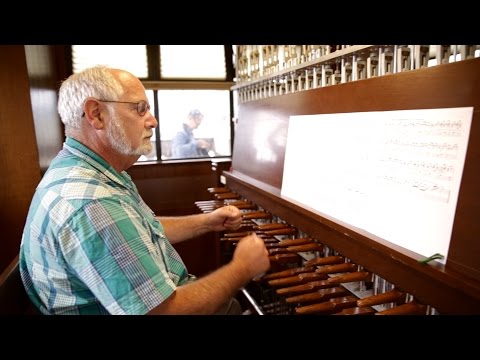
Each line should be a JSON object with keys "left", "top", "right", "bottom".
{"left": 171, "top": 109, "right": 212, "bottom": 158}
{"left": 19, "top": 65, "right": 270, "bottom": 315}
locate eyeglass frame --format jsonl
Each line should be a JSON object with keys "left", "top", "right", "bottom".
{"left": 81, "top": 98, "right": 151, "bottom": 117}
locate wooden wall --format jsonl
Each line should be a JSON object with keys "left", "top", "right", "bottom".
{"left": 24, "top": 45, "right": 65, "bottom": 173}
{"left": 0, "top": 45, "right": 67, "bottom": 273}
{"left": 0, "top": 46, "right": 41, "bottom": 272}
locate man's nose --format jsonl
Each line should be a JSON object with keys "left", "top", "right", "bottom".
{"left": 147, "top": 113, "right": 158, "bottom": 128}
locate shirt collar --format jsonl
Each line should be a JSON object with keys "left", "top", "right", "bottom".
{"left": 64, "top": 137, "right": 134, "bottom": 188}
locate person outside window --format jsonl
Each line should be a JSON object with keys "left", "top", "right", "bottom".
{"left": 171, "top": 109, "right": 212, "bottom": 158}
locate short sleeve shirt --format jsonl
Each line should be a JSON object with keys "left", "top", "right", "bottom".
{"left": 19, "top": 137, "right": 188, "bottom": 314}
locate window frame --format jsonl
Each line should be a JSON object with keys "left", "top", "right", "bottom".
{"left": 65, "top": 45, "right": 235, "bottom": 164}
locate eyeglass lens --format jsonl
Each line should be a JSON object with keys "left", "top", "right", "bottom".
{"left": 138, "top": 101, "right": 150, "bottom": 116}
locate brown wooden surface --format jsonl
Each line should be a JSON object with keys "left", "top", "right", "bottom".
{"left": 0, "top": 46, "right": 42, "bottom": 273}
{"left": 0, "top": 255, "right": 28, "bottom": 314}
{"left": 0, "top": 255, "right": 38, "bottom": 314}
{"left": 24, "top": 45, "right": 65, "bottom": 173}
{"left": 227, "top": 58, "right": 480, "bottom": 314}
{"left": 129, "top": 160, "right": 231, "bottom": 215}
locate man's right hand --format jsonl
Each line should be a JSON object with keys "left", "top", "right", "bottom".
{"left": 232, "top": 233, "right": 270, "bottom": 279}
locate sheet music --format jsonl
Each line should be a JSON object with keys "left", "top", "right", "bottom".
{"left": 281, "top": 107, "right": 473, "bottom": 263}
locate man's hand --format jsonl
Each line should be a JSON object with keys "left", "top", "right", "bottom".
{"left": 233, "top": 233, "right": 271, "bottom": 279}
{"left": 197, "top": 139, "right": 211, "bottom": 150}
{"left": 207, "top": 205, "right": 242, "bottom": 232}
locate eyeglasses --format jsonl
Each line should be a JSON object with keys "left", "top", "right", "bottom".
{"left": 82, "top": 99, "right": 151, "bottom": 117}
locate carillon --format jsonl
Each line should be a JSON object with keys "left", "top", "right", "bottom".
{"left": 195, "top": 46, "right": 480, "bottom": 315}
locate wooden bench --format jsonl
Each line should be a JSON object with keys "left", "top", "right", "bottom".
{"left": 0, "top": 255, "right": 39, "bottom": 315}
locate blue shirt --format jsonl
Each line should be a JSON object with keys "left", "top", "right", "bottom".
{"left": 171, "top": 123, "right": 207, "bottom": 158}
{"left": 19, "top": 137, "right": 188, "bottom": 314}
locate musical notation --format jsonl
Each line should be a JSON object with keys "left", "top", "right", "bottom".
{"left": 283, "top": 107, "right": 473, "bottom": 261}
{"left": 379, "top": 174, "right": 450, "bottom": 203}
{"left": 385, "top": 118, "right": 463, "bottom": 137}
{"left": 386, "top": 118, "right": 462, "bottom": 129}
{"left": 378, "top": 114, "right": 467, "bottom": 203}
{"left": 381, "top": 157, "right": 453, "bottom": 180}
{"left": 383, "top": 139, "right": 459, "bottom": 160}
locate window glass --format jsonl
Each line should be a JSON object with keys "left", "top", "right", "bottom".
{"left": 137, "top": 90, "right": 157, "bottom": 162}
{"left": 70, "top": 45, "right": 233, "bottom": 163}
{"left": 157, "top": 90, "right": 231, "bottom": 160}
{"left": 160, "top": 45, "right": 226, "bottom": 79}
{"left": 72, "top": 45, "right": 148, "bottom": 78}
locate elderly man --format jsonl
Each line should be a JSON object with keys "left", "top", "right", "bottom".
{"left": 19, "top": 65, "right": 270, "bottom": 315}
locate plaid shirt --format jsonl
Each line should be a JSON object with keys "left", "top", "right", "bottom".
{"left": 19, "top": 137, "right": 188, "bottom": 315}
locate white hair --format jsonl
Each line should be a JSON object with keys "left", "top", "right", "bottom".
{"left": 57, "top": 65, "right": 124, "bottom": 134}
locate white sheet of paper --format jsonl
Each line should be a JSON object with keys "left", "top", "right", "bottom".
{"left": 281, "top": 107, "right": 473, "bottom": 263}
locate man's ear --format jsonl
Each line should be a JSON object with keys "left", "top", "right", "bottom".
{"left": 83, "top": 98, "right": 105, "bottom": 130}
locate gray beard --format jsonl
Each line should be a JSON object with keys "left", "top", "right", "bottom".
{"left": 106, "top": 110, "right": 151, "bottom": 156}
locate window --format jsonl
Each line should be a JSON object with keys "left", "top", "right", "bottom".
{"left": 71, "top": 45, "right": 149, "bottom": 78}
{"left": 160, "top": 45, "right": 226, "bottom": 79}
{"left": 70, "top": 45, "right": 233, "bottom": 162}
{"left": 157, "top": 89, "right": 231, "bottom": 160}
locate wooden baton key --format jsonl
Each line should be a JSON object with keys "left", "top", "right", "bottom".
{"left": 215, "top": 192, "right": 240, "bottom": 200}
{"left": 269, "top": 262, "right": 357, "bottom": 287}
{"left": 263, "top": 263, "right": 357, "bottom": 286}
{"left": 275, "top": 237, "right": 313, "bottom": 247}
{"left": 304, "top": 255, "right": 345, "bottom": 267}
{"left": 269, "top": 253, "right": 302, "bottom": 265}
{"left": 334, "top": 306, "right": 376, "bottom": 315}
{"left": 357, "top": 289, "right": 404, "bottom": 308}
{"left": 376, "top": 301, "right": 426, "bottom": 315}
{"left": 258, "top": 266, "right": 316, "bottom": 281}
{"left": 286, "top": 286, "right": 349, "bottom": 304}
{"left": 223, "top": 231, "right": 251, "bottom": 238}
{"left": 287, "top": 243, "right": 323, "bottom": 253}
{"left": 276, "top": 280, "right": 337, "bottom": 296}
{"left": 268, "top": 272, "right": 329, "bottom": 287}
{"left": 277, "top": 271, "right": 370, "bottom": 296}
{"left": 207, "top": 187, "right": 231, "bottom": 193}
{"left": 254, "top": 223, "right": 290, "bottom": 231}
{"left": 315, "top": 262, "right": 357, "bottom": 275}
{"left": 242, "top": 211, "right": 272, "bottom": 220}
{"left": 268, "top": 248, "right": 293, "bottom": 255}
{"left": 263, "top": 228, "right": 297, "bottom": 236}
{"left": 326, "top": 271, "right": 371, "bottom": 285}
{"left": 296, "top": 296, "right": 359, "bottom": 315}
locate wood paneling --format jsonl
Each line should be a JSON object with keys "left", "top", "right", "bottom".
{"left": 129, "top": 160, "right": 229, "bottom": 214}
{"left": 0, "top": 255, "right": 38, "bottom": 314}
{"left": 0, "top": 46, "right": 41, "bottom": 273}
{"left": 24, "top": 45, "right": 65, "bottom": 173}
